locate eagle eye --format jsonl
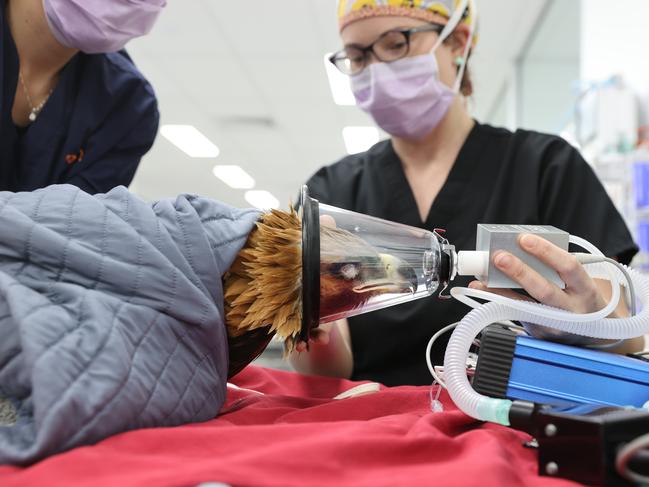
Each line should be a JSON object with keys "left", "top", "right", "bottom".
{"left": 331, "top": 263, "right": 360, "bottom": 280}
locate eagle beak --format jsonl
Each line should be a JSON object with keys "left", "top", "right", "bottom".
{"left": 352, "top": 253, "right": 418, "bottom": 295}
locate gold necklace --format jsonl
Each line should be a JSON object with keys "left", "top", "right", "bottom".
{"left": 18, "top": 71, "right": 54, "bottom": 122}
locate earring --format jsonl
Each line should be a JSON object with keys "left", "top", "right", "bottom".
{"left": 454, "top": 56, "right": 465, "bottom": 67}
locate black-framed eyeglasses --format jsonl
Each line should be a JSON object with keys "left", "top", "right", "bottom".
{"left": 329, "top": 23, "right": 445, "bottom": 76}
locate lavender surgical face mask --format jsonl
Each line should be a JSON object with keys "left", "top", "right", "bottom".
{"left": 350, "top": 53, "right": 456, "bottom": 140}
{"left": 43, "top": 0, "right": 166, "bottom": 54}
{"left": 350, "top": 0, "right": 475, "bottom": 141}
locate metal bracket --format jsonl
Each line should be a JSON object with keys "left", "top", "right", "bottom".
{"left": 434, "top": 229, "right": 457, "bottom": 300}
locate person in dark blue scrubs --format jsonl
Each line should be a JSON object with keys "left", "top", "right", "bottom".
{"left": 1, "top": 0, "right": 161, "bottom": 194}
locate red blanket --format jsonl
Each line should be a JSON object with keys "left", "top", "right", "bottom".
{"left": 0, "top": 366, "right": 580, "bottom": 487}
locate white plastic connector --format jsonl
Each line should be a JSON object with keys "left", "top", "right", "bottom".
{"left": 457, "top": 251, "right": 489, "bottom": 278}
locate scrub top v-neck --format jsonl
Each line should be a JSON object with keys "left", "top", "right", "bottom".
{"left": 376, "top": 124, "right": 487, "bottom": 231}
{"left": 306, "top": 122, "right": 638, "bottom": 386}
{"left": 1, "top": 0, "right": 159, "bottom": 194}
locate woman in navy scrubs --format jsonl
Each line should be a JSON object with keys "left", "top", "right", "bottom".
{"left": 1, "top": 0, "right": 163, "bottom": 193}
{"left": 291, "top": 0, "right": 643, "bottom": 386}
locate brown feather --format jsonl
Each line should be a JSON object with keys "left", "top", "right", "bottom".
{"left": 224, "top": 207, "right": 302, "bottom": 377}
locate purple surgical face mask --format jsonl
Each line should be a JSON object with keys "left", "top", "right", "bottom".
{"left": 350, "top": 52, "right": 456, "bottom": 140}
{"left": 43, "top": 0, "right": 166, "bottom": 54}
{"left": 349, "top": 0, "right": 476, "bottom": 141}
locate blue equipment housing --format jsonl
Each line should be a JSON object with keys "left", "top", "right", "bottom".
{"left": 472, "top": 325, "right": 649, "bottom": 408}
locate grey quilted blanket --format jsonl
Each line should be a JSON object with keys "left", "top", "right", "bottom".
{"left": 0, "top": 185, "right": 261, "bottom": 465}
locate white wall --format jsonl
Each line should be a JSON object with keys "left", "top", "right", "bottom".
{"left": 517, "top": 0, "right": 581, "bottom": 134}
{"left": 483, "top": 0, "right": 581, "bottom": 134}
{"left": 519, "top": 60, "right": 580, "bottom": 133}
{"left": 581, "top": 0, "right": 649, "bottom": 123}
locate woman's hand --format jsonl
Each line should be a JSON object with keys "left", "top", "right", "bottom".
{"left": 468, "top": 234, "right": 644, "bottom": 353}
{"left": 294, "top": 322, "right": 333, "bottom": 352}
{"left": 468, "top": 234, "right": 608, "bottom": 315}
{"left": 290, "top": 319, "right": 353, "bottom": 378}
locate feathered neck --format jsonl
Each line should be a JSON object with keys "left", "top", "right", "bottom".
{"left": 223, "top": 207, "right": 303, "bottom": 368}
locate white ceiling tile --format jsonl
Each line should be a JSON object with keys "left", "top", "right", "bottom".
{"left": 204, "top": 1, "right": 321, "bottom": 55}
{"left": 129, "top": 2, "right": 231, "bottom": 56}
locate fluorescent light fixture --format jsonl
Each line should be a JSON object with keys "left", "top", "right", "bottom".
{"left": 342, "top": 126, "right": 380, "bottom": 155}
{"left": 160, "top": 124, "right": 220, "bottom": 158}
{"left": 212, "top": 165, "right": 255, "bottom": 189}
{"left": 324, "top": 53, "right": 356, "bottom": 106}
{"left": 245, "top": 190, "right": 280, "bottom": 210}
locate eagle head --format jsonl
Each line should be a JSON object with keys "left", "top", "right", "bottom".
{"left": 223, "top": 208, "right": 418, "bottom": 377}
{"left": 319, "top": 224, "right": 419, "bottom": 320}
